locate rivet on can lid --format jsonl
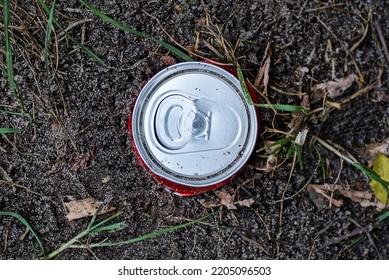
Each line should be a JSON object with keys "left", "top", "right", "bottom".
{"left": 130, "top": 61, "right": 258, "bottom": 194}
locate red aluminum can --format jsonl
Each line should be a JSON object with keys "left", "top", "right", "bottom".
{"left": 128, "top": 60, "right": 259, "bottom": 196}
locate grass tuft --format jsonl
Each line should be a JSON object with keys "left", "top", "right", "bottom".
{"left": 3, "top": 0, "right": 24, "bottom": 112}
{"left": 43, "top": 0, "right": 57, "bottom": 72}
{"left": 236, "top": 62, "right": 253, "bottom": 105}
{"left": 37, "top": 0, "right": 104, "bottom": 64}
{"left": 45, "top": 212, "right": 207, "bottom": 259}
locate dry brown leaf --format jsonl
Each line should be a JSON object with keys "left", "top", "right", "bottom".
{"left": 307, "top": 184, "right": 343, "bottom": 208}
{"left": 70, "top": 151, "right": 92, "bottom": 172}
{"left": 235, "top": 198, "right": 255, "bottom": 207}
{"left": 160, "top": 55, "right": 176, "bottom": 66}
{"left": 295, "top": 66, "right": 309, "bottom": 79}
{"left": 254, "top": 42, "right": 272, "bottom": 96}
{"left": 198, "top": 197, "right": 220, "bottom": 209}
{"left": 216, "top": 191, "right": 237, "bottom": 209}
{"left": 312, "top": 73, "right": 358, "bottom": 100}
{"left": 202, "top": 191, "right": 256, "bottom": 210}
{"left": 196, "top": 18, "right": 206, "bottom": 27}
{"left": 173, "top": 3, "right": 182, "bottom": 13}
{"left": 64, "top": 197, "right": 115, "bottom": 221}
{"left": 255, "top": 154, "right": 278, "bottom": 174}
{"left": 307, "top": 184, "right": 387, "bottom": 210}
{"left": 362, "top": 139, "right": 389, "bottom": 167}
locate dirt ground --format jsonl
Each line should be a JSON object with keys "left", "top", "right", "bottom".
{"left": 1, "top": 0, "right": 388, "bottom": 260}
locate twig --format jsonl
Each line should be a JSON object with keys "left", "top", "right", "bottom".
{"left": 316, "top": 219, "right": 387, "bottom": 253}
{"left": 0, "top": 179, "right": 55, "bottom": 204}
{"left": 340, "top": 84, "right": 375, "bottom": 105}
{"left": 305, "top": 3, "right": 346, "bottom": 13}
{"left": 239, "top": 233, "right": 269, "bottom": 255}
{"left": 57, "top": 19, "right": 93, "bottom": 42}
{"left": 373, "top": 20, "right": 389, "bottom": 66}
{"left": 350, "top": 8, "right": 372, "bottom": 52}
{"left": 316, "top": 15, "right": 365, "bottom": 83}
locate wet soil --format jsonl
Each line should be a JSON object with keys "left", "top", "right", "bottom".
{"left": 1, "top": 0, "right": 388, "bottom": 259}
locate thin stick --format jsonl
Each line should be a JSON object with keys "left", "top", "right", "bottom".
{"left": 305, "top": 3, "right": 346, "bottom": 13}
{"left": 373, "top": 20, "right": 389, "bottom": 66}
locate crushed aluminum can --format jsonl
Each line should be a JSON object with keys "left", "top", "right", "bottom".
{"left": 129, "top": 60, "right": 259, "bottom": 196}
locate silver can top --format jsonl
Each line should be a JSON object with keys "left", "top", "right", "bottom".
{"left": 132, "top": 62, "right": 258, "bottom": 188}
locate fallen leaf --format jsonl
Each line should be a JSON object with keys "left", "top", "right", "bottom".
{"left": 202, "top": 191, "right": 255, "bottom": 210}
{"left": 173, "top": 3, "right": 182, "bottom": 13}
{"left": 160, "top": 55, "right": 176, "bottom": 66}
{"left": 255, "top": 155, "right": 278, "bottom": 173}
{"left": 216, "top": 191, "right": 237, "bottom": 209}
{"left": 254, "top": 42, "right": 272, "bottom": 96}
{"left": 64, "top": 197, "right": 115, "bottom": 221}
{"left": 196, "top": 18, "right": 206, "bottom": 27}
{"left": 295, "top": 66, "right": 309, "bottom": 79}
{"left": 198, "top": 197, "right": 221, "bottom": 209}
{"left": 337, "top": 186, "right": 387, "bottom": 210}
{"left": 308, "top": 184, "right": 387, "bottom": 210}
{"left": 370, "top": 153, "right": 389, "bottom": 203}
{"left": 362, "top": 139, "right": 389, "bottom": 167}
{"left": 312, "top": 73, "right": 358, "bottom": 100}
{"left": 70, "top": 151, "right": 92, "bottom": 172}
{"left": 307, "top": 184, "right": 343, "bottom": 208}
{"left": 235, "top": 198, "right": 255, "bottom": 207}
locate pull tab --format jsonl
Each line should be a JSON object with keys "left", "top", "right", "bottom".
{"left": 154, "top": 92, "right": 241, "bottom": 153}
{"left": 155, "top": 94, "right": 213, "bottom": 150}
{"left": 155, "top": 95, "right": 194, "bottom": 150}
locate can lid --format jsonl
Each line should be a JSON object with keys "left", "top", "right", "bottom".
{"left": 132, "top": 62, "right": 258, "bottom": 188}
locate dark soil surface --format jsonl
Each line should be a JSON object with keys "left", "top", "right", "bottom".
{"left": 1, "top": 0, "right": 388, "bottom": 260}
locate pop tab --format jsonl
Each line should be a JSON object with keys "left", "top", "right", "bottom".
{"left": 130, "top": 61, "right": 259, "bottom": 196}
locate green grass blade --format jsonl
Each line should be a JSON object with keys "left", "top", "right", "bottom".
{"left": 257, "top": 137, "right": 294, "bottom": 153}
{"left": 348, "top": 235, "right": 365, "bottom": 249}
{"left": 254, "top": 103, "right": 309, "bottom": 114}
{"left": 3, "top": 0, "right": 25, "bottom": 112}
{"left": 378, "top": 211, "right": 389, "bottom": 222}
{"left": 0, "top": 127, "right": 22, "bottom": 134}
{"left": 0, "top": 211, "right": 46, "bottom": 258}
{"left": 90, "top": 222, "right": 126, "bottom": 233}
{"left": 236, "top": 63, "right": 253, "bottom": 105}
{"left": 314, "top": 136, "right": 389, "bottom": 189}
{"left": 85, "top": 215, "right": 208, "bottom": 248}
{"left": 44, "top": 0, "right": 57, "bottom": 70}
{"left": 89, "top": 211, "right": 123, "bottom": 231}
{"left": 79, "top": 0, "right": 194, "bottom": 62}
{"left": 285, "top": 143, "right": 296, "bottom": 158}
{"left": 37, "top": 0, "right": 104, "bottom": 64}
{"left": 0, "top": 109, "right": 32, "bottom": 134}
